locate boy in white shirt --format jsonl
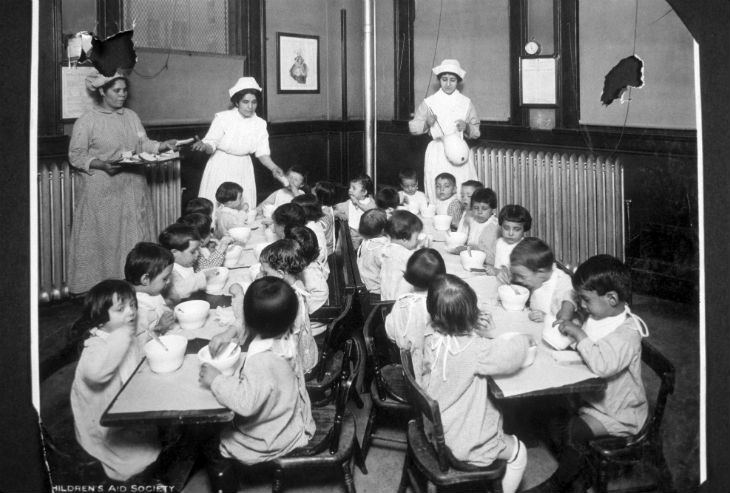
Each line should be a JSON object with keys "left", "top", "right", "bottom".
{"left": 433, "top": 172, "right": 464, "bottom": 230}
{"left": 357, "top": 208, "right": 389, "bottom": 296}
{"left": 214, "top": 181, "right": 254, "bottom": 240}
{"left": 397, "top": 168, "right": 429, "bottom": 214}
{"left": 494, "top": 204, "right": 532, "bottom": 280}
{"left": 379, "top": 210, "right": 425, "bottom": 300}
{"left": 159, "top": 224, "right": 218, "bottom": 303}
{"left": 334, "top": 174, "right": 377, "bottom": 248}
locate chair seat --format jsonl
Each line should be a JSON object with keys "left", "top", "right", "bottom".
{"left": 369, "top": 378, "right": 410, "bottom": 411}
{"left": 273, "top": 410, "right": 357, "bottom": 469}
{"left": 406, "top": 421, "right": 505, "bottom": 486}
{"left": 589, "top": 436, "right": 651, "bottom": 463}
{"left": 306, "top": 350, "right": 344, "bottom": 406}
{"left": 379, "top": 363, "right": 410, "bottom": 403}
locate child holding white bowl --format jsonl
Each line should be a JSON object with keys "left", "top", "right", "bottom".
{"left": 200, "top": 277, "right": 315, "bottom": 493}
{"left": 158, "top": 223, "right": 219, "bottom": 303}
{"left": 508, "top": 237, "right": 577, "bottom": 324}
{"left": 70, "top": 280, "right": 163, "bottom": 482}
{"left": 455, "top": 188, "right": 500, "bottom": 270}
{"left": 379, "top": 210, "right": 426, "bottom": 300}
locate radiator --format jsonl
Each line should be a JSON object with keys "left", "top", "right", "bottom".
{"left": 472, "top": 146, "right": 625, "bottom": 269}
{"left": 38, "top": 159, "right": 181, "bottom": 302}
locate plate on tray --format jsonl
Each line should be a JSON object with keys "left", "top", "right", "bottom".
{"left": 119, "top": 150, "right": 180, "bottom": 164}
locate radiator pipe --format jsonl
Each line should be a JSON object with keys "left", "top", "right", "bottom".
{"left": 363, "top": 0, "right": 375, "bottom": 180}
{"left": 38, "top": 171, "right": 49, "bottom": 303}
{"left": 60, "top": 168, "right": 69, "bottom": 298}
{"left": 48, "top": 168, "right": 61, "bottom": 301}
{"left": 341, "top": 9, "right": 347, "bottom": 121}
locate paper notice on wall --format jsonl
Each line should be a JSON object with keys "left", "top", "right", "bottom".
{"left": 520, "top": 57, "right": 557, "bottom": 105}
{"left": 61, "top": 66, "right": 97, "bottom": 119}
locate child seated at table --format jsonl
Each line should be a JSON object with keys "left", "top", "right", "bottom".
{"left": 178, "top": 212, "right": 233, "bottom": 271}
{"left": 257, "top": 165, "right": 307, "bottom": 211}
{"left": 421, "top": 274, "right": 528, "bottom": 493}
{"left": 398, "top": 168, "right": 429, "bottom": 214}
{"left": 271, "top": 202, "right": 307, "bottom": 239}
{"left": 379, "top": 210, "right": 424, "bottom": 300}
{"left": 159, "top": 223, "right": 218, "bottom": 303}
{"left": 375, "top": 185, "right": 400, "bottom": 218}
{"left": 459, "top": 179, "right": 484, "bottom": 212}
{"left": 531, "top": 255, "right": 649, "bottom": 493}
{"left": 508, "top": 237, "right": 576, "bottom": 324}
{"left": 494, "top": 204, "right": 532, "bottom": 279}
{"left": 259, "top": 239, "right": 318, "bottom": 374}
{"left": 357, "top": 209, "right": 389, "bottom": 297}
{"left": 433, "top": 172, "right": 464, "bottom": 230}
{"left": 214, "top": 181, "right": 252, "bottom": 239}
{"left": 291, "top": 194, "right": 329, "bottom": 273}
{"left": 312, "top": 180, "right": 338, "bottom": 256}
{"left": 70, "top": 279, "right": 163, "bottom": 482}
{"left": 184, "top": 196, "right": 215, "bottom": 218}
{"left": 124, "top": 242, "right": 175, "bottom": 346}
{"left": 200, "top": 277, "right": 315, "bottom": 493}
{"left": 455, "top": 188, "right": 500, "bottom": 269}
{"left": 335, "top": 173, "right": 377, "bottom": 248}
{"left": 286, "top": 226, "right": 329, "bottom": 336}
{"left": 385, "top": 248, "right": 445, "bottom": 375}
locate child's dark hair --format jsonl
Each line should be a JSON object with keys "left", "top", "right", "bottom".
{"left": 375, "top": 186, "right": 400, "bottom": 211}
{"left": 313, "top": 181, "right": 338, "bottom": 207}
{"left": 426, "top": 274, "right": 478, "bottom": 336}
{"left": 292, "top": 193, "right": 324, "bottom": 222}
{"left": 435, "top": 172, "right": 456, "bottom": 186}
{"left": 350, "top": 174, "right": 374, "bottom": 196}
{"left": 498, "top": 204, "right": 532, "bottom": 231}
{"left": 509, "top": 237, "right": 554, "bottom": 272}
{"left": 260, "top": 239, "right": 307, "bottom": 275}
{"left": 285, "top": 226, "right": 320, "bottom": 265}
{"left": 359, "top": 209, "right": 387, "bottom": 239}
{"left": 124, "top": 242, "right": 174, "bottom": 285}
{"left": 177, "top": 212, "right": 212, "bottom": 240}
{"left": 272, "top": 203, "right": 307, "bottom": 235}
{"left": 159, "top": 223, "right": 201, "bottom": 252}
{"left": 404, "top": 248, "right": 446, "bottom": 290}
{"left": 215, "top": 181, "right": 243, "bottom": 204}
{"left": 385, "top": 210, "right": 423, "bottom": 240}
{"left": 81, "top": 279, "right": 137, "bottom": 329}
{"left": 244, "top": 277, "right": 299, "bottom": 339}
{"left": 184, "top": 197, "right": 214, "bottom": 217}
{"left": 572, "top": 254, "right": 632, "bottom": 302}
{"left": 461, "top": 180, "right": 483, "bottom": 190}
{"left": 470, "top": 187, "right": 498, "bottom": 209}
{"left": 398, "top": 168, "right": 418, "bottom": 183}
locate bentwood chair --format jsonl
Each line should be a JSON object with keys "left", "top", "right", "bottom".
{"left": 587, "top": 339, "right": 676, "bottom": 493}
{"left": 398, "top": 350, "right": 506, "bottom": 493}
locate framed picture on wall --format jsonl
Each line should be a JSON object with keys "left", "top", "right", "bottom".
{"left": 277, "top": 32, "right": 319, "bottom": 94}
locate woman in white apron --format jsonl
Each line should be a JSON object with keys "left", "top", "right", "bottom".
{"left": 409, "top": 59, "right": 481, "bottom": 203}
{"left": 195, "top": 77, "right": 287, "bottom": 209}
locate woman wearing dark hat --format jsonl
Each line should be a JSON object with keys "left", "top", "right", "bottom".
{"left": 194, "top": 77, "right": 287, "bottom": 209}
{"left": 67, "top": 72, "right": 179, "bottom": 294}
{"left": 409, "top": 59, "right": 481, "bottom": 202}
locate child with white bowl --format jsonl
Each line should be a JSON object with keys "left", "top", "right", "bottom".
{"left": 455, "top": 187, "right": 500, "bottom": 270}
{"left": 494, "top": 204, "right": 532, "bottom": 281}
{"left": 158, "top": 223, "right": 219, "bottom": 303}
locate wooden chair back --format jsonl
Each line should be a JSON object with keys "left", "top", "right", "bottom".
{"left": 363, "top": 301, "right": 408, "bottom": 403}
{"left": 329, "top": 338, "right": 364, "bottom": 454}
{"left": 631, "top": 339, "right": 676, "bottom": 446}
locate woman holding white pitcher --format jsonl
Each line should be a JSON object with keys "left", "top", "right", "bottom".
{"left": 408, "top": 59, "right": 481, "bottom": 203}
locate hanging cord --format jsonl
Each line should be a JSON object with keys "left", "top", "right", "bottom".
{"left": 608, "top": 0, "right": 639, "bottom": 161}
{"left": 421, "top": 0, "right": 444, "bottom": 102}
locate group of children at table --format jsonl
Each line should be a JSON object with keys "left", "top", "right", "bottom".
{"left": 68, "top": 166, "right": 651, "bottom": 493}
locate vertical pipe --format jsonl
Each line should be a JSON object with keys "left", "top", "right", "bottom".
{"left": 38, "top": 170, "right": 49, "bottom": 303}
{"left": 341, "top": 9, "right": 348, "bottom": 121}
{"left": 363, "top": 0, "right": 374, "bottom": 179}
{"left": 60, "top": 168, "right": 68, "bottom": 297}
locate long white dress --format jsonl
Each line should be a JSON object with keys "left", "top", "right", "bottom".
{"left": 198, "top": 109, "right": 271, "bottom": 208}
{"left": 409, "top": 89, "right": 480, "bottom": 203}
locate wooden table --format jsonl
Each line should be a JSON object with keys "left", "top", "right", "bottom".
{"left": 100, "top": 339, "right": 236, "bottom": 427}
{"left": 420, "top": 221, "right": 607, "bottom": 400}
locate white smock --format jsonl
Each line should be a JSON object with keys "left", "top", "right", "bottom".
{"left": 198, "top": 109, "right": 271, "bottom": 208}
{"left": 409, "top": 89, "right": 480, "bottom": 202}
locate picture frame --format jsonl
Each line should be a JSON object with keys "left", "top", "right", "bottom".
{"left": 277, "top": 32, "right": 320, "bottom": 94}
{"left": 519, "top": 56, "right": 558, "bottom": 106}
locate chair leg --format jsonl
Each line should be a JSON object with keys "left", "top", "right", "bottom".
{"left": 342, "top": 460, "right": 356, "bottom": 493}
{"left": 397, "top": 450, "right": 411, "bottom": 493}
{"left": 353, "top": 436, "right": 369, "bottom": 474}
{"left": 361, "top": 405, "right": 377, "bottom": 459}
{"left": 272, "top": 467, "right": 284, "bottom": 493}
{"left": 353, "top": 391, "right": 364, "bottom": 409}
{"left": 426, "top": 481, "right": 437, "bottom": 493}
{"left": 594, "top": 459, "right": 609, "bottom": 493}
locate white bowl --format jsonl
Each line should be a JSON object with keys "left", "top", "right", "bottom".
{"left": 445, "top": 232, "right": 467, "bottom": 250}
{"left": 542, "top": 314, "right": 573, "bottom": 350}
{"left": 421, "top": 204, "right": 436, "bottom": 217}
{"left": 205, "top": 267, "right": 229, "bottom": 293}
{"left": 228, "top": 226, "right": 252, "bottom": 243}
{"left": 144, "top": 334, "right": 188, "bottom": 373}
{"left": 224, "top": 244, "right": 244, "bottom": 267}
{"left": 498, "top": 332, "right": 537, "bottom": 368}
{"left": 497, "top": 284, "right": 530, "bottom": 311}
{"left": 174, "top": 300, "right": 210, "bottom": 330}
{"left": 197, "top": 343, "right": 242, "bottom": 376}
{"left": 433, "top": 214, "right": 452, "bottom": 231}
{"left": 460, "top": 249, "right": 487, "bottom": 270}
{"left": 263, "top": 204, "right": 276, "bottom": 219}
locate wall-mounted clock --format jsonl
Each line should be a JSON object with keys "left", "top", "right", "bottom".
{"left": 524, "top": 40, "right": 541, "bottom": 56}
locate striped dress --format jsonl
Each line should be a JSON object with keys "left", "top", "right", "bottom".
{"left": 68, "top": 106, "right": 161, "bottom": 293}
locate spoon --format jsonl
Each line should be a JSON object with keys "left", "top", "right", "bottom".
{"left": 215, "top": 342, "right": 238, "bottom": 360}
{"left": 467, "top": 245, "right": 473, "bottom": 257}
{"left": 149, "top": 330, "right": 169, "bottom": 351}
